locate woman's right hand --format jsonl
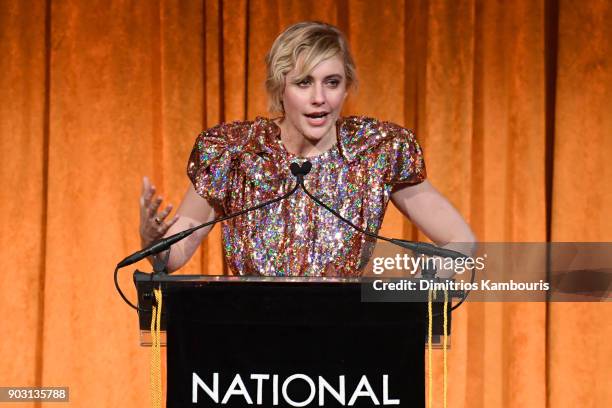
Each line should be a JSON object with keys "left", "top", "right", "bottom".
{"left": 139, "top": 176, "right": 179, "bottom": 248}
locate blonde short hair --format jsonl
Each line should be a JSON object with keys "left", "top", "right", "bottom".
{"left": 265, "top": 21, "right": 357, "bottom": 114}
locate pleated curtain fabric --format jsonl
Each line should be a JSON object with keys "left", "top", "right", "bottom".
{"left": 0, "top": 0, "right": 610, "bottom": 407}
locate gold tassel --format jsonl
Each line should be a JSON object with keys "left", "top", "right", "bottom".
{"left": 150, "top": 287, "right": 163, "bottom": 408}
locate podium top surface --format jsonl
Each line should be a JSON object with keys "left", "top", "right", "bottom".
{"left": 134, "top": 271, "right": 368, "bottom": 284}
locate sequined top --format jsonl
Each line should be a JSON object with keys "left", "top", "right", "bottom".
{"left": 187, "top": 116, "right": 426, "bottom": 276}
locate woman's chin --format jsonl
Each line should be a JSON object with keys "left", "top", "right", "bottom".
{"left": 300, "top": 123, "right": 334, "bottom": 142}
{"left": 301, "top": 131, "right": 329, "bottom": 145}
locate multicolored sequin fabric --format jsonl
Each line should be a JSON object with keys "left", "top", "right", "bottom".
{"left": 187, "top": 116, "right": 426, "bottom": 276}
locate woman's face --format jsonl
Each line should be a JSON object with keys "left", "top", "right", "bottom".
{"left": 281, "top": 55, "right": 348, "bottom": 146}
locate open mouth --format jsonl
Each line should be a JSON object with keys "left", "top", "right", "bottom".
{"left": 304, "top": 112, "right": 329, "bottom": 119}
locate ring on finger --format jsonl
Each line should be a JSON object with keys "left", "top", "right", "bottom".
{"left": 154, "top": 217, "right": 162, "bottom": 225}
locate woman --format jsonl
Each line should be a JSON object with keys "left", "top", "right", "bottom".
{"left": 139, "top": 21, "right": 475, "bottom": 276}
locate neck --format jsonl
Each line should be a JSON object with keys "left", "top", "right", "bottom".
{"left": 276, "top": 119, "right": 337, "bottom": 158}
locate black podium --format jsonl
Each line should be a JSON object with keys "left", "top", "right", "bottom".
{"left": 134, "top": 272, "right": 450, "bottom": 408}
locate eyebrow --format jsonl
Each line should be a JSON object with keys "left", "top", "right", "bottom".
{"left": 298, "top": 74, "right": 344, "bottom": 81}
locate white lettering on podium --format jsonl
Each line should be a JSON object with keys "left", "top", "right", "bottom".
{"left": 273, "top": 374, "right": 279, "bottom": 405}
{"left": 191, "top": 372, "right": 401, "bottom": 406}
{"left": 250, "top": 374, "right": 269, "bottom": 405}
{"left": 318, "top": 375, "right": 345, "bottom": 405}
{"left": 347, "top": 375, "right": 380, "bottom": 406}
{"left": 192, "top": 372, "right": 218, "bottom": 403}
{"left": 382, "top": 375, "right": 399, "bottom": 405}
{"left": 221, "top": 374, "right": 253, "bottom": 404}
{"left": 282, "top": 374, "right": 316, "bottom": 407}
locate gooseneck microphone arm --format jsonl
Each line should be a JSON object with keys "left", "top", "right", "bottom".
{"left": 115, "top": 181, "right": 301, "bottom": 311}
{"left": 117, "top": 183, "right": 300, "bottom": 269}
{"left": 290, "top": 160, "right": 474, "bottom": 313}
{"left": 290, "top": 161, "right": 466, "bottom": 260}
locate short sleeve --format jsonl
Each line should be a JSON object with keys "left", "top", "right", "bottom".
{"left": 384, "top": 124, "right": 427, "bottom": 185}
{"left": 186, "top": 122, "right": 247, "bottom": 213}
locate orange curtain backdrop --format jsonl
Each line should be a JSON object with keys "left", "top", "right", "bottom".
{"left": 548, "top": 1, "right": 612, "bottom": 407}
{"left": 0, "top": 0, "right": 47, "bottom": 392}
{"left": 0, "top": 1, "right": 610, "bottom": 407}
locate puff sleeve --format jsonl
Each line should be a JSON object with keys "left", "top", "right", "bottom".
{"left": 338, "top": 117, "right": 427, "bottom": 185}
{"left": 384, "top": 124, "right": 427, "bottom": 185}
{"left": 186, "top": 122, "right": 248, "bottom": 213}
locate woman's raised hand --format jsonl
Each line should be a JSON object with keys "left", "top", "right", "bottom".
{"left": 139, "top": 176, "right": 179, "bottom": 248}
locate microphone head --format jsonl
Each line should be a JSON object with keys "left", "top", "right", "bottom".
{"left": 300, "top": 160, "right": 312, "bottom": 175}
{"left": 290, "top": 162, "right": 302, "bottom": 177}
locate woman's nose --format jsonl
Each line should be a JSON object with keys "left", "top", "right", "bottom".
{"left": 310, "top": 83, "right": 325, "bottom": 105}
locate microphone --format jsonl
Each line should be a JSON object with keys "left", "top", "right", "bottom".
{"left": 292, "top": 160, "right": 467, "bottom": 260}
{"left": 117, "top": 227, "right": 197, "bottom": 268}
{"left": 115, "top": 162, "right": 316, "bottom": 311}
{"left": 290, "top": 160, "right": 474, "bottom": 312}
{"left": 121, "top": 161, "right": 314, "bottom": 269}
{"left": 290, "top": 161, "right": 312, "bottom": 183}
{"left": 117, "top": 179, "right": 302, "bottom": 269}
